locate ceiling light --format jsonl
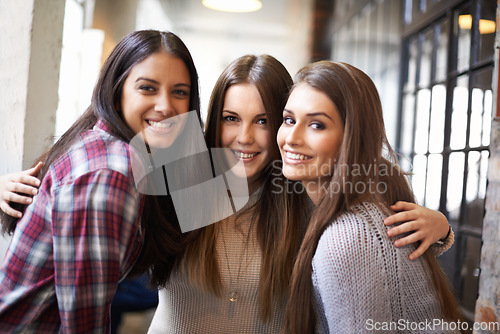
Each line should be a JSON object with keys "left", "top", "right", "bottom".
{"left": 458, "top": 14, "right": 496, "bottom": 34}
{"left": 202, "top": 0, "right": 262, "bottom": 13}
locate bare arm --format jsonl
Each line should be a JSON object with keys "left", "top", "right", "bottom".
{"left": 0, "top": 162, "right": 43, "bottom": 218}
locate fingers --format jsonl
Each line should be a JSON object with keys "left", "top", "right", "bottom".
{"left": 25, "top": 162, "right": 43, "bottom": 176}
{"left": 387, "top": 221, "right": 414, "bottom": 237}
{"left": 6, "top": 180, "right": 39, "bottom": 198}
{"left": 392, "top": 231, "right": 432, "bottom": 261}
{"left": 5, "top": 191, "right": 33, "bottom": 205}
{"left": 389, "top": 201, "right": 417, "bottom": 212}
{"left": 384, "top": 211, "right": 415, "bottom": 226}
{"left": 393, "top": 230, "right": 422, "bottom": 248}
{"left": 11, "top": 173, "right": 41, "bottom": 189}
{"left": 408, "top": 241, "right": 431, "bottom": 260}
{"left": 0, "top": 201, "right": 23, "bottom": 218}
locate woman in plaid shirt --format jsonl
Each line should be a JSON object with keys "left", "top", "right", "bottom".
{"left": 0, "top": 29, "right": 201, "bottom": 333}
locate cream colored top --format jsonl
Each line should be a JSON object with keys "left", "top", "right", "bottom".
{"left": 148, "top": 195, "right": 285, "bottom": 333}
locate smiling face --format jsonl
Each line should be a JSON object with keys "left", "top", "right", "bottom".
{"left": 220, "top": 83, "right": 271, "bottom": 191}
{"left": 277, "top": 83, "right": 344, "bottom": 187}
{"left": 121, "top": 51, "right": 191, "bottom": 149}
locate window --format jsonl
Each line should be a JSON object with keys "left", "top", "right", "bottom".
{"left": 398, "top": 0, "right": 495, "bottom": 320}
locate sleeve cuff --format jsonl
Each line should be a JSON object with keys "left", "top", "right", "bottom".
{"left": 431, "top": 226, "right": 455, "bottom": 256}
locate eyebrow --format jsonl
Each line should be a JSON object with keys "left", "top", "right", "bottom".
{"left": 222, "top": 110, "right": 267, "bottom": 118}
{"left": 283, "top": 109, "right": 332, "bottom": 120}
{"left": 135, "top": 77, "right": 191, "bottom": 88}
{"left": 136, "top": 78, "right": 158, "bottom": 84}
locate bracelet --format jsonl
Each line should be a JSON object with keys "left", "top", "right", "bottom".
{"left": 440, "top": 226, "right": 451, "bottom": 242}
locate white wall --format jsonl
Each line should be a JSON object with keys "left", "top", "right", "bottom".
{"left": 0, "top": 0, "right": 66, "bottom": 259}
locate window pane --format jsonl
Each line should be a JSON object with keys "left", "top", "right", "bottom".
{"left": 425, "top": 154, "right": 442, "bottom": 210}
{"left": 447, "top": 152, "right": 465, "bottom": 219}
{"left": 456, "top": 5, "right": 472, "bottom": 72}
{"left": 428, "top": 84, "right": 446, "bottom": 153}
{"left": 482, "top": 89, "right": 492, "bottom": 146}
{"left": 469, "top": 88, "right": 484, "bottom": 148}
{"left": 419, "top": 29, "right": 433, "bottom": 87}
{"left": 404, "top": 0, "right": 412, "bottom": 25}
{"left": 466, "top": 151, "right": 481, "bottom": 202}
{"left": 412, "top": 154, "right": 427, "bottom": 205}
{"left": 435, "top": 20, "right": 448, "bottom": 82}
{"left": 400, "top": 156, "right": 412, "bottom": 175}
{"left": 414, "top": 89, "right": 431, "bottom": 154}
{"left": 479, "top": 150, "right": 489, "bottom": 199}
{"left": 405, "top": 37, "right": 418, "bottom": 91}
{"left": 478, "top": 0, "right": 496, "bottom": 63}
{"left": 466, "top": 150, "right": 489, "bottom": 206}
{"left": 450, "top": 76, "right": 469, "bottom": 150}
{"left": 401, "top": 94, "right": 415, "bottom": 155}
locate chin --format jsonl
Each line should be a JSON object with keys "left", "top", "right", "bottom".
{"left": 146, "top": 139, "right": 176, "bottom": 149}
{"left": 230, "top": 166, "right": 250, "bottom": 180}
{"left": 281, "top": 166, "right": 303, "bottom": 181}
{"left": 282, "top": 172, "right": 304, "bottom": 182}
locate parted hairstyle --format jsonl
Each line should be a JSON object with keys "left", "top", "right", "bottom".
{"left": 0, "top": 30, "right": 201, "bottom": 282}
{"left": 182, "top": 54, "right": 310, "bottom": 322}
{"left": 284, "top": 61, "right": 462, "bottom": 333}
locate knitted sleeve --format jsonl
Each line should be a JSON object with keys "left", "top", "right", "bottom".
{"left": 311, "top": 206, "right": 395, "bottom": 333}
{"left": 430, "top": 226, "right": 455, "bottom": 256}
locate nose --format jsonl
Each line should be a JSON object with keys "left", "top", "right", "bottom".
{"left": 154, "top": 92, "right": 175, "bottom": 116}
{"left": 236, "top": 123, "right": 255, "bottom": 145}
{"left": 284, "top": 123, "right": 303, "bottom": 146}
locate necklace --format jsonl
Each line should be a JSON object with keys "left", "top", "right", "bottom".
{"left": 220, "top": 220, "right": 250, "bottom": 303}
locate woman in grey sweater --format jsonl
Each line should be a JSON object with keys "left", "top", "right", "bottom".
{"left": 279, "top": 61, "right": 462, "bottom": 333}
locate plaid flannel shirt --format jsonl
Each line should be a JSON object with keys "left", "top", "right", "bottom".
{"left": 0, "top": 120, "right": 145, "bottom": 333}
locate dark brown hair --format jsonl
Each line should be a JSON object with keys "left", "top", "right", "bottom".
{"left": 1, "top": 30, "right": 202, "bottom": 283}
{"left": 284, "top": 61, "right": 462, "bottom": 333}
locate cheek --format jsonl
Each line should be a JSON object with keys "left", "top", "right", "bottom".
{"left": 276, "top": 127, "right": 286, "bottom": 149}
{"left": 177, "top": 99, "right": 190, "bottom": 114}
{"left": 259, "top": 129, "right": 272, "bottom": 152}
{"left": 326, "top": 138, "right": 343, "bottom": 162}
{"left": 219, "top": 124, "right": 233, "bottom": 148}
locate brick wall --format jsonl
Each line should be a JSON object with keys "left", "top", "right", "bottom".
{"left": 475, "top": 2, "right": 500, "bottom": 333}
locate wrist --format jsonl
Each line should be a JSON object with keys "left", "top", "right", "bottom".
{"left": 440, "top": 225, "right": 451, "bottom": 242}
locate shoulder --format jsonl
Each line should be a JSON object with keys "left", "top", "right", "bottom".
{"left": 50, "top": 123, "right": 141, "bottom": 186}
{"left": 314, "top": 202, "right": 391, "bottom": 263}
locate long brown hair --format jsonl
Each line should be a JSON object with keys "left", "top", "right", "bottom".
{"left": 284, "top": 61, "right": 462, "bottom": 333}
{"left": 182, "top": 54, "right": 310, "bottom": 322}
{"left": 0, "top": 30, "right": 202, "bottom": 283}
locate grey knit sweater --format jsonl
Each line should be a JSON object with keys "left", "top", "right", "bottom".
{"left": 312, "top": 202, "right": 456, "bottom": 333}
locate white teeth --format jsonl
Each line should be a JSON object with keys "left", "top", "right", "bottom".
{"left": 233, "top": 150, "right": 258, "bottom": 159}
{"left": 148, "top": 120, "right": 173, "bottom": 128}
{"left": 286, "top": 151, "right": 310, "bottom": 160}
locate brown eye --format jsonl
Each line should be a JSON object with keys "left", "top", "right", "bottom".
{"left": 283, "top": 116, "right": 295, "bottom": 125}
{"left": 139, "top": 85, "right": 155, "bottom": 92}
{"left": 223, "top": 116, "right": 238, "bottom": 123}
{"left": 311, "top": 122, "right": 325, "bottom": 130}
